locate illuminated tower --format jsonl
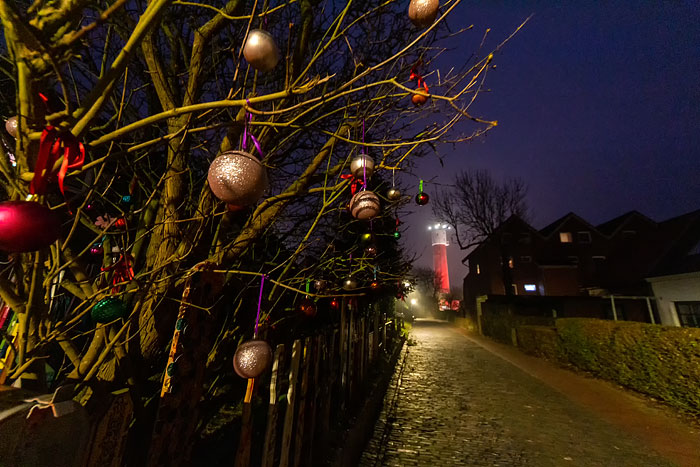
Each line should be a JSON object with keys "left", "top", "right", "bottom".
{"left": 428, "top": 223, "right": 451, "bottom": 294}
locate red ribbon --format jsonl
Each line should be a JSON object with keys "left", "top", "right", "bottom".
{"left": 101, "top": 254, "right": 135, "bottom": 293}
{"left": 410, "top": 67, "right": 429, "bottom": 93}
{"left": 340, "top": 174, "right": 364, "bottom": 195}
{"left": 30, "top": 126, "right": 85, "bottom": 196}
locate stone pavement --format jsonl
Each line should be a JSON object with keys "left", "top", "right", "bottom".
{"left": 359, "top": 319, "right": 679, "bottom": 467}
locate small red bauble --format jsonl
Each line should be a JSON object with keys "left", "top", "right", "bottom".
{"left": 297, "top": 297, "right": 317, "bottom": 317}
{"left": 0, "top": 201, "right": 60, "bottom": 252}
{"left": 415, "top": 192, "right": 429, "bottom": 205}
{"left": 227, "top": 204, "right": 245, "bottom": 212}
{"left": 370, "top": 280, "right": 380, "bottom": 290}
{"left": 330, "top": 298, "right": 340, "bottom": 310}
{"left": 114, "top": 217, "right": 127, "bottom": 229}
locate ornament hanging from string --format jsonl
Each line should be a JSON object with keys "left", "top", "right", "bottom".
{"left": 394, "top": 216, "right": 402, "bottom": 239}
{"left": 387, "top": 168, "right": 401, "bottom": 201}
{"left": 408, "top": 0, "right": 440, "bottom": 28}
{"left": 233, "top": 274, "right": 273, "bottom": 379}
{"left": 343, "top": 253, "right": 358, "bottom": 290}
{"left": 297, "top": 279, "right": 317, "bottom": 317}
{"left": 415, "top": 179, "right": 429, "bottom": 205}
{"left": 243, "top": 29, "right": 280, "bottom": 72}
{"left": 410, "top": 66, "right": 430, "bottom": 106}
{"left": 0, "top": 201, "right": 60, "bottom": 253}
{"left": 208, "top": 104, "right": 268, "bottom": 207}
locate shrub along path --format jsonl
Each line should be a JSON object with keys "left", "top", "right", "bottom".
{"left": 359, "top": 319, "right": 699, "bottom": 467}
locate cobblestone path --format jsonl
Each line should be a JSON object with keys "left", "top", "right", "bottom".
{"left": 359, "top": 319, "right": 673, "bottom": 467}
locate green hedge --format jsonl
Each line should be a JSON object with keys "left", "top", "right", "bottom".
{"left": 516, "top": 325, "right": 563, "bottom": 361}
{"left": 481, "top": 311, "right": 554, "bottom": 345}
{"left": 555, "top": 318, "right": 700, "bottom": 415}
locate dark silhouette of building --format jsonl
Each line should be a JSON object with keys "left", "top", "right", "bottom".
{"left": 462, "top": 210, "right": 700, "bottom": 327}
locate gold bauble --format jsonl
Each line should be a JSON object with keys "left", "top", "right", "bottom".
{"left": 350, "top": 153, "right": 375, "bottom": 179}
{"left": 243, "top": 29, "right": 281, "bottom": 72}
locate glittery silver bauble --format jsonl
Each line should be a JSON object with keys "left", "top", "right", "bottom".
{"left": 350, "top": 154, "right": 375, "bottom": 179}
{"left": 207, "top": 150, "right": 268, "bottom": 206}
{"left": 364, "top": 244, "right": 378, "bottom": 256}
{"left": 408, "top": 0, "right": 439, "bottom": 28}
{"left": 243, "top": 29, "right": 281, "bottom": 72}
{"left": 233, "top": 340, "right": 273, "bottom": 379}
{"left": 343, "top": 277, "right": 358, "bottom": 290}
{"left": 314, "top": 279, "right": 327, "bottom": 292}
{"left": 350, "top": 190, "right": 380, "bottom": 220}
{"left": 387, "top": 188, "right": 401, "bottom": 201}
{"left": 5, "top": 116, "right": 18, "bottom": 138}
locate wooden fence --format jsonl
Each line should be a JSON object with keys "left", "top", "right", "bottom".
{"left": 233, "top": 298, "right": 404, "bottom": 467}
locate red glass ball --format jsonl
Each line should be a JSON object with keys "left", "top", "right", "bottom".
{"left": 227, "top": 203, "right": 245, "bottom": 212}
{"left": 114, "top": 217, "right": 127, "bottom": 229}
{"left": 330, "top": 298, "right": 340, "bottom": 310}
{"left": 415, "top": 192, "right": 429, "bottom": 206}
{"left": 297, "top": 298, "right": 317, "bottom": 317}
{"left": 89, "top": 245, "right": 104, "bottom": 256}
{"left": 0, "top": 201, "right": 60, "bottom": 252}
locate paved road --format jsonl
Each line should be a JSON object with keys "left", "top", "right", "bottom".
{"left": 359, "top": 319, "right": 674, "bottom": 467}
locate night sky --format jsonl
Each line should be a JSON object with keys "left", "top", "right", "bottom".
{"left": 401, "top": 1, "right": 700, "bottom": 290}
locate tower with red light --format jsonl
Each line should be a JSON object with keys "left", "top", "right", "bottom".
{"left": 428, "top": 223, "right": 451, "bottom": 294}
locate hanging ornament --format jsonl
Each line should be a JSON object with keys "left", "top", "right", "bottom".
{"left": 330, "top": 298, "right": 340, "bottom": 310}
{"left": 233, "top": 339, "right": 273, "bottom": 378}
{"left": 342, "top": 277, "right": 358, "bottom": 290}
{"left": 5, "top": 116, "right": 18, "bottom": 138}
{"left": 89, "top": 243, "right": 104, "bottom": 256}
{"left": 243, "top": 29, "right": 281, "bottom": 72}
{"left": 393, "top": 216, "right": 402, "bottom": 239}
{"left": 91, "top": 297, "right": 128, "bottom": 323}
{"left": 297, "top": 297, "right": 317, "bottom": 317}
{"left": 208, "top": 150, "right": 268, "bottom": 206}
{"left": 360, "top": 232, "right": 375, "bottom": 244}
{"left": 410, "top": 67, "right": 430, "bottom": 106}
{"left": 114, "top": 217, "right": 127, "bottom": 229}
{"left": 364, "top": 244, "right": 378, "bottom": 257}
{"left": 408, "top": 0, "right": 440, "bottom": 28}
{"left": 393, "top": 231, "right": 401, "bottom": 239}
{"left": 415, "top": 179, "right": 429, "bottom": 205}
{"left": 314, "top": 279, "right": 327, "bottom": 293}
{"left": 350, "top": 190, "right": 381, "bottom": 220}
{"left": 370, "top": 280, "right": 380, "bottom": 290}
{"left": 387, "top": 188, "right": 401, "bottom": 201}
{"left": 350, "top": 154, "right": 375, "bottom": 179}
{"left": 0, "top": 201, "right": 60, "bottom": 253}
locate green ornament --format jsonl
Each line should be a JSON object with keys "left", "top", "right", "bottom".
{"left": 91, "top": 297, "right": 128, "bottom": 323}
{"left": 393, "top": 231, "right": 401, "bottom": 239}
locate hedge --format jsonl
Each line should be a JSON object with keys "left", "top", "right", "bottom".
{"left": 554, "top": 318, "right": 700, "bottom": 415}
{"left": 516, "top": 325, "right": 563, "bottom": 361}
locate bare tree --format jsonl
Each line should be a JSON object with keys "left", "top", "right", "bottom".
{"left": 433, "top": 169, "right": 528, "bottom": 251}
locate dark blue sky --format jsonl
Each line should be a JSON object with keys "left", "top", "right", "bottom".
{"left": 402, "top": 1, "right": 700, "bottom": 289}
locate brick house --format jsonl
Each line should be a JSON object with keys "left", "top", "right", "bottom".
{"left": 462, "top": 209, "right": 700, "bottom": 327}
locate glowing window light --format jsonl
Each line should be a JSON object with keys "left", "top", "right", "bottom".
{"left": 524, "top": 284, "right": 536, "bottom": 292}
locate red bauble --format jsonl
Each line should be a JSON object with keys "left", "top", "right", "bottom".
{"left": 330, "top": 298, "right": 340, "bottom": 310}
{"left": 370, "top": 280, "right": 380, "bottom": 290}
{"left": 227, "top": 203, "right": 245, "bottom": 212}
{"left": 114, "top": 217, "right": 127, "bottom": 229}
{"left": 415, "top": 192, "right": 429, "bottom": 205}
{"left": 0, "top": 201, "right": 60, "bottom": 252}
{"left": 297, "top": 297, "right": 317, "bottom": 317}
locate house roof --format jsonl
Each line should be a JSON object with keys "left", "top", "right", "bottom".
{"left": 463, "top": 214, "right": 540, "bottom": 262}
{"left": 596, "top": 210, "right": 656, "bottom": 236}
{"left": 648, "top": 210, "right": 700, "bottom": 276}
{"left": 538, "top": 212, "right": 599, "bottom": 238}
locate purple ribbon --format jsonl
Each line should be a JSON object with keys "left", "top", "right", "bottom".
{"left": 254, "top": 274, "right": 266, "bottom": 338}
{"left": 362, "top": 119, "right": 367, "bottom": 188}
{"left": 243, "top": 99, "right": 265, "bottom": 159}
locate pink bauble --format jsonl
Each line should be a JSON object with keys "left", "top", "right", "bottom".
{"left": 233, "top": 340, "right": 273, "bottom": 379}
{"left": 207, "top": 151, "right": 268, "bottom": 206}
{"left": 0, "top": 201, "right": 60, "bottom": 252}
{"left": 5, "top": 116, "right": 18, "bottom": 138}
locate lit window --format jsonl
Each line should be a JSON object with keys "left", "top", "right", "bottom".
{"left": 560, "top": 232, "right": 573, "bottom": 243}
{"left": 578, "top": 231, "right": 592, "bottom": 243}
{"left": 476, "top": 264, "right": 480, "bottom": 275}
{"left": 520, "top": 256, "right": 532, "bottom": 263}
{"left": 524, "top": 284, "right": 536, "bottom": 292}
{"left": 508, "top": 257, "right": 514, "bottom": 269}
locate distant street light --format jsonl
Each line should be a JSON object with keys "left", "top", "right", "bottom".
{"left": 411, "top": 298, "right": 417, "bottom": 305}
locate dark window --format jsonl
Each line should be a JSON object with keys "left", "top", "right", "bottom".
{"left": 520, "top": 256, "right": 532, "bottom": 263}
{"left": 501, "top": 233, "right": 513, "bottom": 244}
{"left": 567, "top": 256, "right": 579, "bottom": 264}
{"left": 604, "top": 303, "right": 626, "bottom": 321}
{"left": 578, "top": 231, "right": 592, "bottom": 243}
{"left": 676, "top": 302, "right": 700, "bottom": 328}
{"left": 622, "top": 230, "right": 636, "bottom": 239}
{"left": 518, "top": 233, "right": 531, "bottom": 244}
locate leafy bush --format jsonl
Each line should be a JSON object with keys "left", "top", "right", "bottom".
{"left": 555, "top": 319, "right": 700, "bottom": 414}
{"left": 516, "top": 326, "right": 563, "bottom": 361}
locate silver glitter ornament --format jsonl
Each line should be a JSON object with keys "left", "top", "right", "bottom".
{"left": 364, "top": 244, "right": 378, "bottom": 256}
{"left": 233, "top": 339, "right": 273, "bottom": 379}
{"left": 343, "top": 277, "right": 358, "bottom": 290}
{"left": 243, "top": 30, "right": 281, "bottom": 72}
{"left": 408, "top": 0, "right": 439, "bottom": 28}
{"left": 350, "top": 153, "right": 375, "bottom": 179}
{"left": 207, "top": 150, "right": 268, "bottom": 206}
{"left": 350, "top": 190, "right": 380, "bottom": 220}
{"left": 314, "top": 279, "right": 327, "bottom": 292}
{"left": 387, "top": 188, "right": 401, "bottom": 201}
{"left": 5, "top": 116, "right": 18, "bottom": 138}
